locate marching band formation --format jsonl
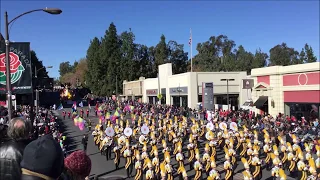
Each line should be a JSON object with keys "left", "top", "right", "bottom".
{"left": 90, "top": 112, "right": 320, "bottom": 180}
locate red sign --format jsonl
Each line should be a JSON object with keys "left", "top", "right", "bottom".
{"left": 283, "top": 72, "right": 320, "bottom": 86}
{"left": 146, "top": 89, "right": 157, "bottom": 95}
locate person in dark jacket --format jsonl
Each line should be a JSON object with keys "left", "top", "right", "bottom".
{"left": 20, "top": 135, "right": 64, "bottom": 180}
{"left": 0, "top": 117, "right": 32, "bottom": 180}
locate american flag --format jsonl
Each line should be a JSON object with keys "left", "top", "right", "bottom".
{"left": 189, "top": 28, "right": 192, "bottom": 46}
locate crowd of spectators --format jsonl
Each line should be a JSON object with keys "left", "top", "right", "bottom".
{"left": 0, "top": 106, "right": 92, "bottom": 180}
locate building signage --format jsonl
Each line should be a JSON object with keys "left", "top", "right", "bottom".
{"left": 0, "top": 42, "right": 32, "bottom": 94}
{"left": 242, "top": 79, "right": 254, "bottom": 89}
{"left": 202, "top": 82, "right": 214, "bottom": 110}
{"left": 146, "top": 89, "right": 158, "bottom": 95}
{"left": 169, "top": 86, "right": 188, "bottom": 95}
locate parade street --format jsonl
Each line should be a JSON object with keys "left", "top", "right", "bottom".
{"left": 56, "top": 107, "right": 296, "bottom": 180}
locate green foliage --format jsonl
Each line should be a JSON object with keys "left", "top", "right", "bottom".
{"left": 78, "top": 23, "right": 316, "bottom": 96}
{"left": 31, "top": 50, "right": 49, "bottom": 78}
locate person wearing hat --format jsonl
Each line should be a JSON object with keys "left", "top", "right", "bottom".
{"left": 203, "top": 143, "right": 211, "bottom": 177}
{"left": 152, "top": 148, "right": 160, "bottom": 180}
{"left": 287, "top": 142, "right": 296, "bottom": 176}
{"left": 113, "top": 143, "right": 121, "bottom": 170}
{"left": 263, "top": 133, "right": 272, "bottom": 171}
{"left": 193, "top": 148, "right": 202, "bottom": 180}
{"left": 241, "top": 157, "right": 252, "bottom": 180}
{"left": 315, "top": 145, "right": 320, "bottom": 177}
{"left": 251, "top": 147, "right": 262, "bottom": 180}
{"left": 123, "top": 139, "right": 133, "bottom": 178}
{"left": 176, "top": 142, "right": 184, "bottom": 180}
{"left": 164, "top": 151, "right": 173, "bottom": 180}
{"left": 63, "top": 150, "right": 91, "bottom": 180}
{"left": 271, "top": 152, "right": 281, "bottom": 179}
{"left": 134, "top": 152, "right": 142, "bottom": 180}
{"left": 208, "top": 157, "right": 220, "bottom": 180}
{"left": 224, "top": 153, "right": 233, "bottom": 180}
{"left": 297, "top": 151, "right": 308, "bottom": 180}
{"left": 145, "top": 159, "right": 154, "bottom": 180}
{"left": 20, "top": 135, "right": 64, "bottom": 180}
{"left": 187, "top": 134, "right": 195, "bottom": 170}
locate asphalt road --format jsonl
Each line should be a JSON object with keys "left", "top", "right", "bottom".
{"left": 56, "top": 107, "right": 297, "bottom": 180}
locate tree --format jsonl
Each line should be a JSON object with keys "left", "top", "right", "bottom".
{"left": 252, "top": 49, "right": 268, "bottom": 70}
{"left": 304, "top": 43, "right": 317, "bottom": 63}
{"left": 59, "top": 61, "right": 73, "bottom": 77}
{"left": 234, "top": 45, "right": 255, "bottom": 74}
{"left": 86, "top": 37, "right": 101, "bottom": 95}
{"left": 154, "top": 35, "right": 168, "bottom": 68}
{"left": 269, "top": 43, "right": 299, "bottom": 66}
{"left": 101, "top": 23, "right": 122, "bottom": 96}
{"left": 31, "top": 50, "right": 49, "bottom": 78}
{"left": 74, "top": 58, "right": 88, "bottom": 86}
{"left": 120, "top": 30, "right": 136, "bottom": 81}
{"left": 167, "top": 40, "right": 188, "bottom": 74}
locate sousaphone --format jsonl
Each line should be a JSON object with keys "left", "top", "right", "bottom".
{"left": 124, "top": 127, "right": 133, "bottom": 137}
{"left": 105, "top": 127, "right": 115, "bottom": 137}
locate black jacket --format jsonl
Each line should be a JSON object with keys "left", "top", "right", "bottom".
{"left": 0, "top": 139, "right": 30, "bottom": 180}
{"left": 21, "top": 174, "right": 46, "bottom": 180}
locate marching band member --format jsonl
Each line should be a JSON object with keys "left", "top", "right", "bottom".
{"left": 176, "top": 142, "right": 184, "bottom": 180}
{"left": 152, "top": 148, "right": 160, "bottom": 180}
{"left": 193, "top": 148, "right": 202, "bottom": 180}
{"left": 297, "top": 151, "right": 308, "bottom": 180}
{"left": 105, "top": 135, "right": 113, "bottom": 160}
{"left": 279, "top": 169, "right": 287, "bottom": 180}
{"left": 224, "top": 153, "right": 233, "bottom": 180}
{"left": 239, "top": 131, "right": 247, "bottom": 158}
{"left": 134, "top": 151, "right": 143, "bottom": 180}
{"left": 145, "top": 159, "right": 154, "bottom": 180}
{"left": 203, "top": 143, "right": 211, "bottom": 176}
{"left": 271, "top": 153, "right": 281, "bottom": 179}
{"left": 241, "top": 157, "right": 252, "bottom": 180}
{"left": 251, "top": 147, "right": 262, "bottom": 180}
{"left": 124, "top": 139, "right": 133, "bottom": 178}
{"left": 307, "top": 158, "right": 318, "bottom": 180}
{"left": 113, "top": 143, "right": 120, "bottom": 170}
{"left": 164, "top": 151, "right": 173, "bottom": 180}
{"left": 263, "top": 134, "right": 272, "bottom": 171}
{"left": 305, "top": 143, "right": 312, "bottom": 161}
{"left": 229, "top": 139, "right": 237, "bottom": 168}
{"left": 316, "top": 145, "right": 320, "bottom": 177}
{"left": 278, "top": 136, "right": 287, "bottom": 169}
{"left": 287, "top": 142, "right": 296, "bottom": 176}
{"left": 246, "top": 141, "right": 253, "bottom": 167}
{"left": 208, "top": 157, "right": 220, "bottom": 180}
{"left": 187, "top": 134, "right": 195, "bottom": 170}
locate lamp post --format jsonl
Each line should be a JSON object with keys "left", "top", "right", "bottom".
{"left": 4, "top": 8, "right": 62, "bottom": 120}
{"left": 220, "top": 78, "right": 235, "bottom": 110}
{"left": 34, "top": 66, "right": 53, "bottom": 115}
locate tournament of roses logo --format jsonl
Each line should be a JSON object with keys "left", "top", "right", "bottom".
{"left": 0, "top": 52, "right": 25, "bottom": 85}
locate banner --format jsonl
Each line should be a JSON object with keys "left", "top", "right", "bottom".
{"left": 242, "top": 79, "right": 254, "bottom": 89}
{"left": 0, "top": 42, "right": 32, "bottom": 94}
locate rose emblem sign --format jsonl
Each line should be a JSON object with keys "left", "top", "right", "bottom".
{"left": 0, "top": 52, "right": 25, "bottom": 85}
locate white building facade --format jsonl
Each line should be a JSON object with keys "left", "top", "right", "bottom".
{"left": 124, "top": 63, "right": 250, "bottom": 109}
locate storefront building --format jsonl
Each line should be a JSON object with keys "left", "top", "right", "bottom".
{"left": 122, "top": 77, "right": 144, "bottom": 101}
{"left": 251, "top": 62, "right": 320, "bottom": 118}
{"left": 139, "top": 63, "right": 250, "bottom": 109}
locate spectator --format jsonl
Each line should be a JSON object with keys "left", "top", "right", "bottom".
{"left": 20, "top": 135, "right": 64, "bottom": 180}
{"left": 61, "top": 150, "right": 91, "bottom": 180}
{"left": 0, "top": 117, "right": 32, "bottom": 180}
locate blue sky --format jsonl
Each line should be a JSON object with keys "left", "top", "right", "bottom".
{"left": 1, "top": 1, "right": 319, "bottom": 78}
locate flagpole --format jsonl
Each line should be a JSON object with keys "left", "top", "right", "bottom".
{"left": 190, "top": 28, "right": 193, "bottom": 72}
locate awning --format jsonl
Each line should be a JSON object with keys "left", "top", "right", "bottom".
{"left": 253, "top": 96, "right": 268, "bottom": 107}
